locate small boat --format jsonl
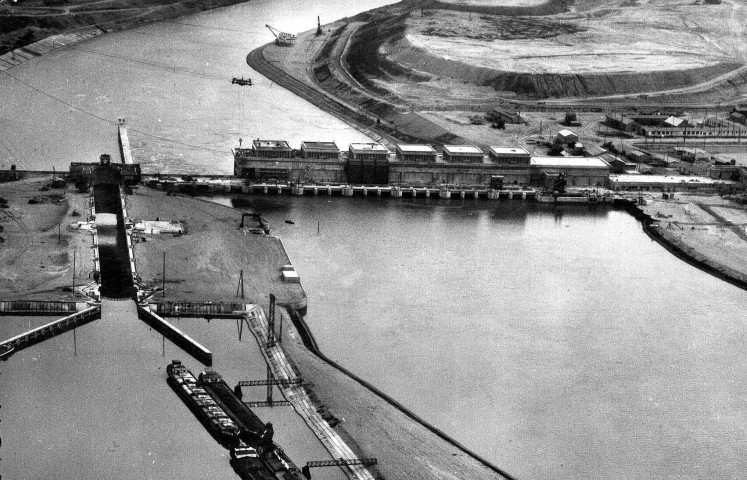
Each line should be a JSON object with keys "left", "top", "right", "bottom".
{"left": 231, "top": 77, "right": 252, "bottom": 86}
{"left": 0, "top": 344, "right": 14, "bottom": 361}
{"left": 285, "top": 220, "right": 294, "bottom": 225}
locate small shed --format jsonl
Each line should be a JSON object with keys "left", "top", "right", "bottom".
{"left": 489, "top": 108, "right": 524, "bottom": 125}
{"left": 556, "top": 129, "right": 579, "bottom": 145}
{"left": 730, "top": 112, "right": 746, "bottom": 125}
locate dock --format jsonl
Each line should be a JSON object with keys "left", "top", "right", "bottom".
{"left": 0, "top": 300, "right": 89, "bottom": 316}
{"left": 243, "top": 306, "right": 376, "bottom": 480}
{"left": 118, "top": 123, "right": 134, "bottom": 165}
{"left": 137, "top": 306, "right": 213, "bottom": 366}
{"left": 0, "top": 306, "right": 101, "bottom": 358}
{"left": 150, "top": 301, "right": 246, "bottom": 318}
{"left": 141, "top": 175, "right": 537, "bottom": 200}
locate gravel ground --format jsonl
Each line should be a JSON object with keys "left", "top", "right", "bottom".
{"left": 0, "top": 176, "right": 94, "bottom": 300}
{"left": 640, "top": 193, "right": 747, "bottom": 288}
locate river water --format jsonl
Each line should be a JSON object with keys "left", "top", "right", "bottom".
{"left": 2, "top": 0, "right": 747, "bottom": 479}
{"left": 230, "top": 194, "right": 747, "bottom": 480}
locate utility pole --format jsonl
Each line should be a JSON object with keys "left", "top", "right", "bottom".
{"left": 72, "top": 250, "right": 76, "bottom": 299}
{"left": 162, "top": 251, "right": 166, "bottom": 300}
{"left": 236, "top": 269, "right": 245, "bottom": 299}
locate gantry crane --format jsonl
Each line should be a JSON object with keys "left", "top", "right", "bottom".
{"left": 265, "top": 24, "right": 296, "bottom": 46}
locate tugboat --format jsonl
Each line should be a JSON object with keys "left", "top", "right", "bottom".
{"left": 262, "top": 445, "right": 309, "bottom": 480}
{"left": 167, "top": 360, "right": 240, "bottom": 446}
{"left": 229, "top": 442, "right": 277, "bottom": 480}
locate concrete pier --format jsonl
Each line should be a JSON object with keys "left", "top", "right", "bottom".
{"left": 137, "top": 306, "right": 213, "bottom": 366}
{"left": 118, "top": 124, "right": 134, "bottom": 165}
{"left": 150, "top": 301, "right": 246, "bottom": 318}
{"left": 244, "top": 306, "right": 376, "bottom": 480}
{"left": 0, "top": 306, "right": 101, "bottom": 358}
{"left": 0, "top": 301, "right": 89, "bottom": 316}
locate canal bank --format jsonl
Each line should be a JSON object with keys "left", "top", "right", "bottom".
{"left": 283, "top": 307, "right": 517, "bottom": 480}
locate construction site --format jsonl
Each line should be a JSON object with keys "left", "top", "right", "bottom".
{"left": 246, "top": 0, "right": 747, "bottom": 151}
{"left": 5, "top": 1, "right": 747, "bottom": 479}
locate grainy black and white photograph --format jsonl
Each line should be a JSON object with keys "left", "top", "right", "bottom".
{"left": 2, "top": 0, "right": 747, "bottom": 478}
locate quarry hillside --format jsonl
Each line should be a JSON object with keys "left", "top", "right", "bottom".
{"left": 343, "top": 0, "right": 747, "bottom": 101}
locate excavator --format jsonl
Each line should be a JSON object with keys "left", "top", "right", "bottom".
{"left": 265, "top": 24, "right": 296, "bottom": 46}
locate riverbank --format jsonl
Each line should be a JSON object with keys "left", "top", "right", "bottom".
{"left": 630, "top": 193, "right": 747, "bottom": 291}
{"left": 282, "top": 307, "right": 516, "bottom": 480}
{"left": 0, "top": 0, "right": 251, "bottom": 56}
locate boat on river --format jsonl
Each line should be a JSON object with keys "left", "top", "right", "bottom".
{"left": 167, "top": 360, "right": 241, "bottom": 446}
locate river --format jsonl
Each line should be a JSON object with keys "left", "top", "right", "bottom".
{"left": 2, "top": 0, "right": 747, "bottom": 479}
{"left": 231, "top": 194, "right": 747, "bottom": 480}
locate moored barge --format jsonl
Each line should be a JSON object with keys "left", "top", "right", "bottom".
{"left": 199, "top": 370, "right": 275, "bottom": 447}
{"left": 167, "top": 360, "right": 240, "bottom": 446}
{"left": 229, "top": 442, "right": 278, "bottom": 480}
{"left": 230, "top": 441, "right": 309, "bottom": 480}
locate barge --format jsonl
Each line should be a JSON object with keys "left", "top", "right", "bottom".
{"left": 230, "top": 442, "right": 308, "bottom": 480}
{"left": 229, "top": 442, "right": 279, "bottom": 480}
{"left": 261, "top": 445, "right": 308, "bottom": 480}
{"left": 199, "top": 370, "right": 275, "bottom": 448}
{"left": 166, "top": 360, "right": 240, "bottom": 447}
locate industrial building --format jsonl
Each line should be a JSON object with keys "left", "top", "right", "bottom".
{"left": 395, "top": 144, "right": 437, "bottom": 163}
{"left": 488, "top": 147, "right": 530, "bottom": 165}
{"left": 300, "top": 141, "right": 339, "bottom": 159}
{"left": 251, "top": 139, "right": 293, "bottom": 158}
{"left": 349, "top": 143, "right": 389, "bottom": 161}
{"left": 556, "top": 130, "right": 579, "bottom": 145}
{"left": 609, "top": 174, "right": 740, "bottom": 193}
{"left": 442, "top": 145, "right": 484, "bottom": 164}
{"left": 348, "top": 143, "right": 390, "bottom": 184}
{"left": 530, "top": 157, "right": 610, "bottom": 188}
{"left": 489, "top": 108, "right": 524, "bottom": 124}
{"left": 233, "top": 139, "right": 610, "bottom": 188}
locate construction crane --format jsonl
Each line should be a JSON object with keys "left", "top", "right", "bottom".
{"left": 265, "top": 24, "right": 296, "bottom": 46}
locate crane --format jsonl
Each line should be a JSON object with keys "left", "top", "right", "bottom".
{"left": 265, "top": 24, "right": 296, "bottom": 46}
